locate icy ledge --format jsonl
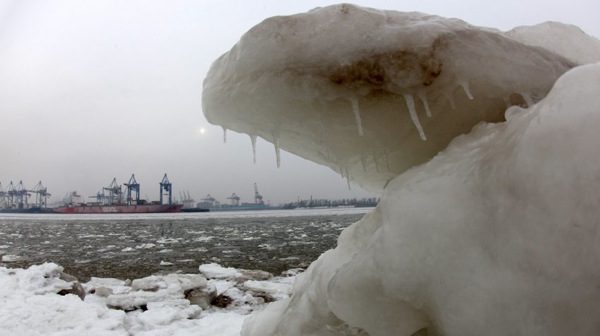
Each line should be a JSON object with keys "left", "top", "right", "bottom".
{"left": 202, "top": 4, "right": 578, "bottom": 191}
{"left": 242, "top": 61, "right": 600, "bottom": 336}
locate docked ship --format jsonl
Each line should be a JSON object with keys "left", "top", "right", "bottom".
{"left": 53, "top": 174, "right": 183, "bottom": 214}
{"left": 53, "top": 202, "right": 182, "bottom": 214}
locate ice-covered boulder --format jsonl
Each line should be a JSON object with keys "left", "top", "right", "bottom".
{"left": 185, "top": 284, "right": 217, "bottom": 310}
{"left": 242, "top": 58, "right": 600, "bottom": 336}
{"left": 104, "top": 273, "right": 208, "bottom": 313}
{"left": 199, "top": 262, "right": 273, "bottom": 282}
{"left": 57, "top": 272, "right": 86, "bottom": 300}
{"left": 202, "top": 4, "right": 600, "bottom": 336}
{"left": 202, "top": 4, "right": 575, "bottom": 191}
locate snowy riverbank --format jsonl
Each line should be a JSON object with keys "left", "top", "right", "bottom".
{"left": 0, "top": 262, "right": 297, "bottom": 335}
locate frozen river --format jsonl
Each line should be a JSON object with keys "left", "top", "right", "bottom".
{"left": 0, "top": 207, "right": 371, "bottom": 281}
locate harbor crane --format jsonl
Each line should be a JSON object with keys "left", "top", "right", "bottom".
{"left": 179, "top": 190, "right": 195, "bottom": 208}
{"left": 227, "top": 193, "right": 240, "bottom": 206}
{"left": 159, "top": 174, "right": 173, "bottom": 205}
{"left": 0, "top": 180, "right": 51, "bottom": 210}
{"left": 28, "top": 181, "right": 51, "bottom": 208}
{"left": 201, "top": 194, "right": 218, "bottom": 207}
{"left": 103, "top": 178, "right": 123, "bottom": 205}
{"left": 89, "top": 190, "right": 108, "bottom": 204}
{"left": 0, "top": 183, "right": 5, "bottom": 208}
{"left": 124, "top": 174, "right": 140, "bottom": 205}
{"left": 15, "top": 181, "right": 29, "bottom": 209}
{"left": 6, "top": 182, "right": 17, "bottom": 208}
{"left": 254, "top": 183, "right": 264, "bottom": 205}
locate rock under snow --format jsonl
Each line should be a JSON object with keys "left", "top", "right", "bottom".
{"left": 0, "top": 262, "right": 298, "bottom": 335}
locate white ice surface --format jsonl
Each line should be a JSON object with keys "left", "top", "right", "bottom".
{"left": 3, "top": 5, "right": 599, "bottom": 336}
{"left": 203, "top": 4, "right": 577, "bottom": 192}
{"left": 506, "top": 21, "right": 600, "bottom": 65}
{"left": 199, "top": 263, "right": 242, "bottom": 279}
{"left": 202, "top": 4, "right": 600, "bottom": 336}
{"left": 241, "top": 62, "right": 600, "bottom": 336}
{"left": 0, "top": 262, "right": 296, "bottom": 336}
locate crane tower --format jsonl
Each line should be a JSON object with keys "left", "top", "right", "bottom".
{"left": 159, "top": 174, "right": 173, "bottom": 205}
{"left": 254, "top": 183, "right": 264, "bottom": 205}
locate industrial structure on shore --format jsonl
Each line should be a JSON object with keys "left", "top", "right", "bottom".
{"left": 53, "top": 174, "right": 183, "bottom": 214}
{"left": 0, "top": 181, "right": 52, "bottom": 213}
{"left": 0, "top": 174, "right": 186, "bottom": 214}
{"left": 196, "top": 183, "right": 270, "bottom": 211}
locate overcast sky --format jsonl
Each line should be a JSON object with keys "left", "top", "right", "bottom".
{"left": 0, "top": 0, "right": 598, "bottom": 205}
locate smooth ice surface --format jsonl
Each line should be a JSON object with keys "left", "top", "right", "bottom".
{"left": 202, "top": 4, "right": 600, "bottom": 336}
{"left": 199, "top": 263, "right": 243, "bottom": 279}
{"left": 202, "top": 4, "right": 577, "bottom": 191}
{"left": 506, "top": 21, "right": 600, "bottom": 65}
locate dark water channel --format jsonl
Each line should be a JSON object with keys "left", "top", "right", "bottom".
{"left": 0, "top": 209, "right": 369, "bottom": 281}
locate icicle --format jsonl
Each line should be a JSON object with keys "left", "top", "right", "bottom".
{"left": 249, "top": 134, "right": 257, "bottom": 164}
{"left": 372, "top": 153, "right": 380, "bottom": 173}
{"left": 346, "top": 168, "right": 352, "bottom": 190}
{"left": 360, "top": 155, "right": 367, "bottom": 172}
{"left": 383, "top": 150, "right": 391, "bottom": 171}
{"left": 349, "top": 98, "right": 364, "bottom": 136}
{"left": 460, "top": 81, "right": 474, "bottom": 100}
{"left": 417, "top": 92, "right": 432, "bottom": 117}
{"left": 403, "top": 94, "right": 427, "bottom": 141}
{"left": 222, "top": 127, "right": 228, "bottom": 143}
{"left": 273, "top": 137, "right": 281, "bottom": 168}
{"left": 446, "top": 93, "right": 456, "bottom": 110}
{"left": 521, "top": 92, "right": 534, "bottom": 107}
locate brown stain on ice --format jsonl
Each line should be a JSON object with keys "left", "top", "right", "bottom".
{"left": 328, "top": 49, "right": 443, "bottom": 92}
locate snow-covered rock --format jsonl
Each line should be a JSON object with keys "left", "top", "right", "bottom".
{"left": 200, "top": 262, "right": 273, "bottom": 282}
{"left": 0, "top": 262, "right": 298, "bottom": 335}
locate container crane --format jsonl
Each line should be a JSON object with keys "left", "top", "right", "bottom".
{"left": 254, "top": 183, "right": 264, "bottom": 205}
{"left": 159, "top": 174, "right": 173, "bottom": 205}
{"left": 89, "top": 191, "right": 107, "bottom": 204}
{"left": 124, "top": 174, "right": 140, "bottom": 205}
{"left": 28, "top": 181, "right": 51, "bottom": 208}
{"left": 6, "top": 182, "right": 17, "bottom": 209}
{"left": 15, "top": 181, "right": 29, "bottom": 209}
{"left": 103, "top": 178, "right": 123, "bottom": 205}
{"left": 180, "top": 190, "right": 195, "bottom": 208}
{"left": 0, "top": 182, "right": 5, "bottom": 208}
{"left": 227, "top": 193, "right": 240, "bottom": 206}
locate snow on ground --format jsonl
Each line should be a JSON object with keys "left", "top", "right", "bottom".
{"left": 0, "top": 262, "right": 296, "bottom": 335}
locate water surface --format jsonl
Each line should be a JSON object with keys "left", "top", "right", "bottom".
{"left": 0, "top": 208, "right": 371, "bottom": 281}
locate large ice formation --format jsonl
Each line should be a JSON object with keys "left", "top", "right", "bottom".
{"left": 202, "top": 4, "right": 600, "bottom": 336}
{"left": 202, "top": 4, "right": 579, "bottom": 191}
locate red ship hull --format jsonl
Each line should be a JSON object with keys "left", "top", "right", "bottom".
{"left": 53, "top": 204, "right": 183, "bottom": 214}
